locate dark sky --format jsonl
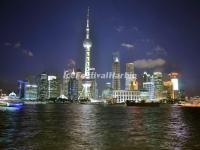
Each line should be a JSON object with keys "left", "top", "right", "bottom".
{"left": 0, "top": 0, "right": 200, "bottom": 96}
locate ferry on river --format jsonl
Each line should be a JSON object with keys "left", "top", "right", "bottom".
{"left": 0, "top": 92, "right": 24, "bottom": 107}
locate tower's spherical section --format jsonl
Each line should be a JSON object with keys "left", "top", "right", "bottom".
{"left": 83, "top": 39, "right": 92, "bottom": 48}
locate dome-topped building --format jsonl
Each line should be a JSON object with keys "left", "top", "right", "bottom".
{"left": 8, "top": 92, "right": 17, "bottom": 99}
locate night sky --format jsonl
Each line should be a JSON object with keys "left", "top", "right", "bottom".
{"left": 0, "top": 0, "right": 200, "bottom": 96}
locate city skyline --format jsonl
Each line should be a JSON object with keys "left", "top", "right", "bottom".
{"left": 0, "top": 0, "right": 200, "bottom": 96}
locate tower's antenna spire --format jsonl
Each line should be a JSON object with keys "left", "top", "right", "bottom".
{"left": 86, "top": 6, "right": 90, "bottom": 39}
{"left": 87, "top": 7, "right": 90, "bottom": 28}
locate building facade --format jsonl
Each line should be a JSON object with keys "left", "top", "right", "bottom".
{"left": 25, "top": 84, "right": 38, "bottom": 100}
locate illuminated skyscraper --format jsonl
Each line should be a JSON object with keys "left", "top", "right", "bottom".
{"left": 163, "top": 80, "right": 173, "bottom": 99}
{"left": 25, "top": 84, "right": 38, "bottom": 100}
{"left": 143, "top": 72, "right": 151, "bottom": 82}
{"left": 76, "top": 70, "right": 83, "bottom": 97}
{"left": 62, "top": 70, "right": 70, "bottom": 97}
{"left": 112, "top": 52, "right": 120, "bottom": 90}
{"left": 153, "top": 72, "right": 163, "bottom": 100}
{"left": 90, "top": 68, "right": 98, "bottom": 98}
{"left": 68, "top": 70, "right": 78, "bottom": 101}
{"left": 17, "top": 80, "right": 28, "bottom": 99}
{"left": 168, "top": 72, "right": 179, "bottom": 99}
{"left": 102, "top": 82, "right": 113, "bottom": 101}
{"left": 125, "top": 63, "right": 137, "bottom": 90}
{"left": 143, "top": 72, "right": 155, "bottom": 101}
{"left": 37, "top": 73, "right": 48, "bottom": 100}
{"left": 48, "top": 75, "right": 60, "bottom": 99}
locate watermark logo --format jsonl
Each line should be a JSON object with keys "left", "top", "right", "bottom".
{"left": 64, "top": 72, "right": 137, "bottom": 80}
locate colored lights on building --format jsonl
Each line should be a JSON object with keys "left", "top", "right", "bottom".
{"left": 171, "top": 78, "right": 179, "bottom": 91}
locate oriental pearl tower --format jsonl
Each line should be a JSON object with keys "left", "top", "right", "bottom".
{"left": 83, "top": 7, "right": 92, "bottom": 79}
{"left": 79, "top": 7, "right": 93, "bottom": 100}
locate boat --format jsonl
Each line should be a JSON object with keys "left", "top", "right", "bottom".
{"left": 176, "top": 103, "right": 200, "bottom": 108}
{"left": 0, "top": 92, "right": 24, "bottom": 107}
{"left": 126, "top": 100, "right": 160, "bottom": 107}
{"left": 0, "top": 100, "right": 24, "bottom": 107}
{"left": 176, "top": 97, "right": 200, "bottom": 108}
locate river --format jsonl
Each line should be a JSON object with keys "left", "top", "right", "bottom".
{"left": 0, "top": 104, "right": 200, "bottom": 150}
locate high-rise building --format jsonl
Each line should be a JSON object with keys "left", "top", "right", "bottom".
{"left": 37, "top": 73, "right": 48, "bottom": 100}
{"left": 112, "top": 52, "right": 120, "bottom": 90}
{"left": 62, "top": 70, "right": 70, "bottom": 98}
{"left": 90, "top": 68, "right": 98, "bottom": 98}
{"left": 48, "top": 75, "right": 60, "bottom": 99}
{"left": 143, "top": 72, "right": 151, "bottom": 82}
{"left": 143, "top": 73, "right": 155, "bottom": 101}
{"left": 163, "top": 80, "right": 173, "bottom": 99}
{"left": 76, "top": 70, "right": 83, "bottom": 97}
{"left": 68, "top": 70, "right": 78, "bottom": 101}
{"left": 17, "top": 80, "right": 28, "bottom": 99}
{"left": 125, "top": 63, "right": 137, "bottom": 90}
{"left": 168, "top": 72, "right": 179, "bottom": 99}
{"left": 25, "top": 84, "right": 38, "bottom": 100}
{"left": 153, "top": 72, "right": 163, "bottom": 100}
{"left": 102, "top": 82, "right": 113, "bottom": 101}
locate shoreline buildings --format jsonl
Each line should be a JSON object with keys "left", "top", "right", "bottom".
{"left": 11, "top": 8, "right": 185, "bottom": 103}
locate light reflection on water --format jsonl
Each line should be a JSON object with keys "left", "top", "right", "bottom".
{"left": 0, "top": 104, "right": 200, "bottom": 150}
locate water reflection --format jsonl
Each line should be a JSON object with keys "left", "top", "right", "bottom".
{"left": 0, "top": 104, "right": 200, "bottom": 150}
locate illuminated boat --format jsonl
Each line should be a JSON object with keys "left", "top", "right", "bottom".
{"left": 0, "top": 101, "right": 24, "bottom": 107}
{"left": 0, "top": 92, "right": 24, "bottom": 107}
{"left": 6, "top": 101, "right": 24, "bottom": 107}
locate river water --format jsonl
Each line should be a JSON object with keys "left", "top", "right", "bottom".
{"left": 0, "top": 104, "right": 200, "bottom": 150}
